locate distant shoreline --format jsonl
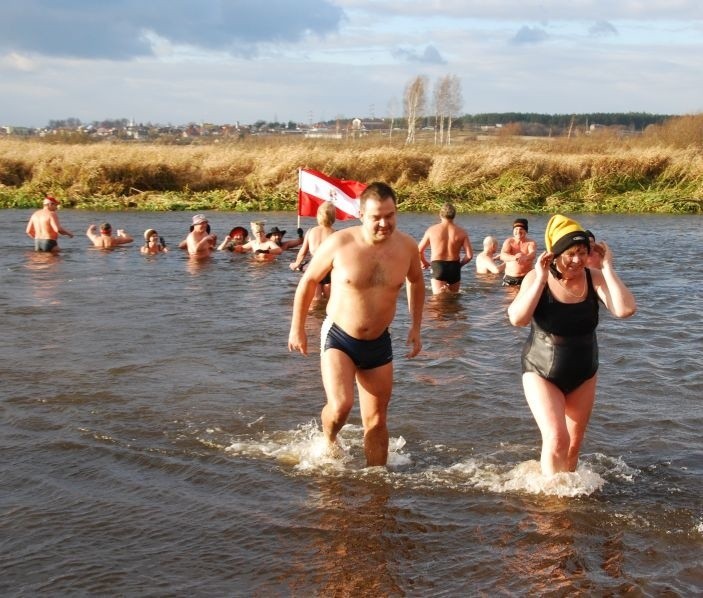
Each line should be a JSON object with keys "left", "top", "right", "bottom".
{"left": 1, "top": 137, "right": 700, "bottom": 214}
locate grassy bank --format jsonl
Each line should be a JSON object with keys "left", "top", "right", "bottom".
{"left": 0, "top": 136, "right": 701, "bottom": 214}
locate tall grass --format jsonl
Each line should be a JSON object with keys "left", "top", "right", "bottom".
{"left": 1, "top": 128, "right": 701, "bottom": 213}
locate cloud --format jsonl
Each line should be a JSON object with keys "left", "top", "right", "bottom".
{"left": 589, "top": 20, "right": 618, "bottom": 37}
{"left": 338, "top": 0, "right": 703, "bottom": 21}
{"left": 510, "top": 26, "right": 549, "bottom": 45}
{"left": 392, "top": 44, "right": 447, "bottom": 64}
{"left": 0, "top": 0, "right": 345, "bottom": 59}
{"left": 1, "top": 52, "right": 38, "bottom": 72}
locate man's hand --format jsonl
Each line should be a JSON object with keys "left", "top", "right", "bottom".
{"left": 288, "top": 330, "right": 308, "bottom": 356}
{"left": 405, "top": 328, "right": 421, "bottom": 358}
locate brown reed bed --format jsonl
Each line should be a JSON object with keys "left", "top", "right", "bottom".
{"left": 0, "top": 133, "right": 701, "bottom": 213}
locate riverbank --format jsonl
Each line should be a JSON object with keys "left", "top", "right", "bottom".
{"left": 1, "top": 137, "right": 701, "bottom": 213}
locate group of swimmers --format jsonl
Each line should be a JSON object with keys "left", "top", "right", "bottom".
{"left": 24, "top": 194, "right": 318, "bottom": 260}
{"left": 418, "top": 204, "right": 604, "bottom": 294}
{"left": 25, "top": 191, "right": 637, "bottom": 476}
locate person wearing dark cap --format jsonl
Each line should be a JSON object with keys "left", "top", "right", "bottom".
{"left": 507, "top": 214, "right": 636, "bottom": 476}
{"left": 500, "top": 218, "right": 536, "bottom": 286}
{"left": 267, "top": 225, "right": 304, "bottom": 251}
{"left": 25, "top": 196, "right": 74, "bottom": 253}
{"left": 218, "top": 226, "right": 249, "bottom": 252}
{"left": 86, "top": 222, "right": 133, "bottom": 249}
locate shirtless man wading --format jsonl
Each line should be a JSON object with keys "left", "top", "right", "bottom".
{"left": 500, "top": 218, "right": 537, "bottom": 286}
{"left": 287, "top": 182, "right": 425, "bottom": 466}
{"left": 25, "top": 196, "right": 74, "bottom": 252}
{"left": 417, "top": 202, "right": 473, "bottom": 294}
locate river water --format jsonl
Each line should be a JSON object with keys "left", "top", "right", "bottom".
{"left": 1, "top": 209, "right": 701, "bottom": 596}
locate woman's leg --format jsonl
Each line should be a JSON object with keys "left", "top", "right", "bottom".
{"left": 523, "top": 372, "right": 570, "bottom": 475}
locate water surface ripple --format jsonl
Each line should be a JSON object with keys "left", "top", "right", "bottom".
{"left": 0, "top": 210, "right": 701, "bottom": 595}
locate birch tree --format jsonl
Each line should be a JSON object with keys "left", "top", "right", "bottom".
{"left": 444, "top": 74, "right": 463, "bottom": 146}
{"left": 433, "top": 76, "right": 449, "bottom": 145}
{"left": 433, "top": 74, "right": 462, "bottom": 145}
{"left": 404, "top": 75, "right": 427, "bottom": 145}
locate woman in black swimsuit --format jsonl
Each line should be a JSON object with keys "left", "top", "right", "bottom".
{"left": 508, "top": 215, "right": 637, "bottom": 476}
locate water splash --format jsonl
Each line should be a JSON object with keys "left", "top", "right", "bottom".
{"left": 224, "top": 421, "right": 412, "bottom": 472}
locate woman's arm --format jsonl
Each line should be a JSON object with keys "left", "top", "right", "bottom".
{"left": 591, "top": 242, "right": 637, "bottom": 318}
{"left": 507, "top": 251, "right": 552, "bottom": 326}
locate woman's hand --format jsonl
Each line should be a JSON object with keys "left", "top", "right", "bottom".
{"left": 534, "top": 250, "right": 553, "bottom": 285}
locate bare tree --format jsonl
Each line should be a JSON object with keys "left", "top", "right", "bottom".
{"left": 387, "top": 97, "right": 399, "bottom": 143}
{"left": 431, "top": 75, "right": 463, "bottom": 145}
{"left": 404, "top": 75, "right": 427, "bottom": 145}
{"left": 433, "top": 76, "right": 449, "bottom": 145}
{"left": 444, "top": 75, "right": 462, "bottom": 145}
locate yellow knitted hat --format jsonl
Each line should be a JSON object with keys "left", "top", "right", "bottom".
{"left": 545, "top": 214, "right": 589, "bottom": 255}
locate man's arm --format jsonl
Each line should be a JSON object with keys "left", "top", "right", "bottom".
{"left": 112, "top": 230, "right": 134, "bottom": 245}
{"left": 54, "top": 214, "right": 73, "bottom": 238}
{"left": 26, "top": 216, "right": 35, "bottom": 238}
{"left": 417, "top": 230, "right": 431, "bottom": 269}
{"left": 522, "top": 240, "right": 537, "bottom": 263}
{"left": 290, "top": 234, "right": 310, "bottom": 270}
{"left": 288, "top": 235, "right": 337, "bottom": 355}
{"left": 460, "top": 234, "right": 474, "bottom": 266}
{"left": 86, "top": 225, "right": 101, "bottom": 243}
{"left": 266, "top": 241, "right": 283, "bottom": 255}
{"left": 500, "top": 238, "right": 517, "bottom": 262}
{"left": 405, "top": 242, "right": 425, "bottom": 358}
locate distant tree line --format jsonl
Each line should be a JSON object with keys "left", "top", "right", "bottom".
{"left": 457, "top": 112, "right": 671, "bottom": 130}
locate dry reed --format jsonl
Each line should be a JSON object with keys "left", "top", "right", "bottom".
{"left": 0, "top": 132, "right": 701, "bottom": 213}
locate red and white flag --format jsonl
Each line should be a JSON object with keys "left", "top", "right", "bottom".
{"left": 298, "top": 168, "right": 367, "bottom": 221}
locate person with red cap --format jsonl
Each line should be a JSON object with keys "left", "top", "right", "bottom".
{"left": 86, "top": 222, "right": 134, "bottom": 249}
{"left": 508, "top": 214, "right": 636, "bottom": 476}
{"left": 25, "top": 196, "right": 74, "bottom": 253}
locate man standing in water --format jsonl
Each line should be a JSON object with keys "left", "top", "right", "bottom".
{"left": 500, "top": 218, "right": 537, "bottom": 286}
{"left": 288, "top": 182, "right": 425, "bottom": 467}
{"left": 25, "top": 196, "right": 74, "bottom": 252}
{"left": 417, "top": 202, "right": 473, "bottom": 294}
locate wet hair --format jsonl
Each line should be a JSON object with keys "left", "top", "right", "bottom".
{"left": 440, "top": 202, "right": 456, "bottom": 220}
{"left": 360, "top": 182, "right": 397, "bottom": 208}
{"left": 317, "top": 201, "right": 336, "bottom": 226}
{"left": 483, "top": 235, "right": 497, "bottom": 250}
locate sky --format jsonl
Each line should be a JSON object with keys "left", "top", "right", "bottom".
{"left": 1, "top": 0, "right": 702, "bottom": 128}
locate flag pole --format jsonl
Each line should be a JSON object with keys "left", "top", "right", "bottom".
{"left": 297, "top": 167, "right": 301, "bottom": 230}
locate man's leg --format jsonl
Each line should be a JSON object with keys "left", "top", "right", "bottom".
{"left": 430, "top": 278, "right": 449, "bottom": 294}
{"left": 356, "top": 363, "right": 393, "bottom": 466}
{"left": 320, "top": 348, "right": 356, "bottom": 448}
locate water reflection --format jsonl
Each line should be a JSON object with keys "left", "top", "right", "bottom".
{"left": 291, "top": 479, "right": 403, "bottom": 596}
{"left": 499, "top": 498, "right": 634, "bottom": 594}
{"left": 185, "top": 255, "right": 216, "bottom": 276}
{"left": 24, "top": 250, "right": 62, "bottom": 305}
